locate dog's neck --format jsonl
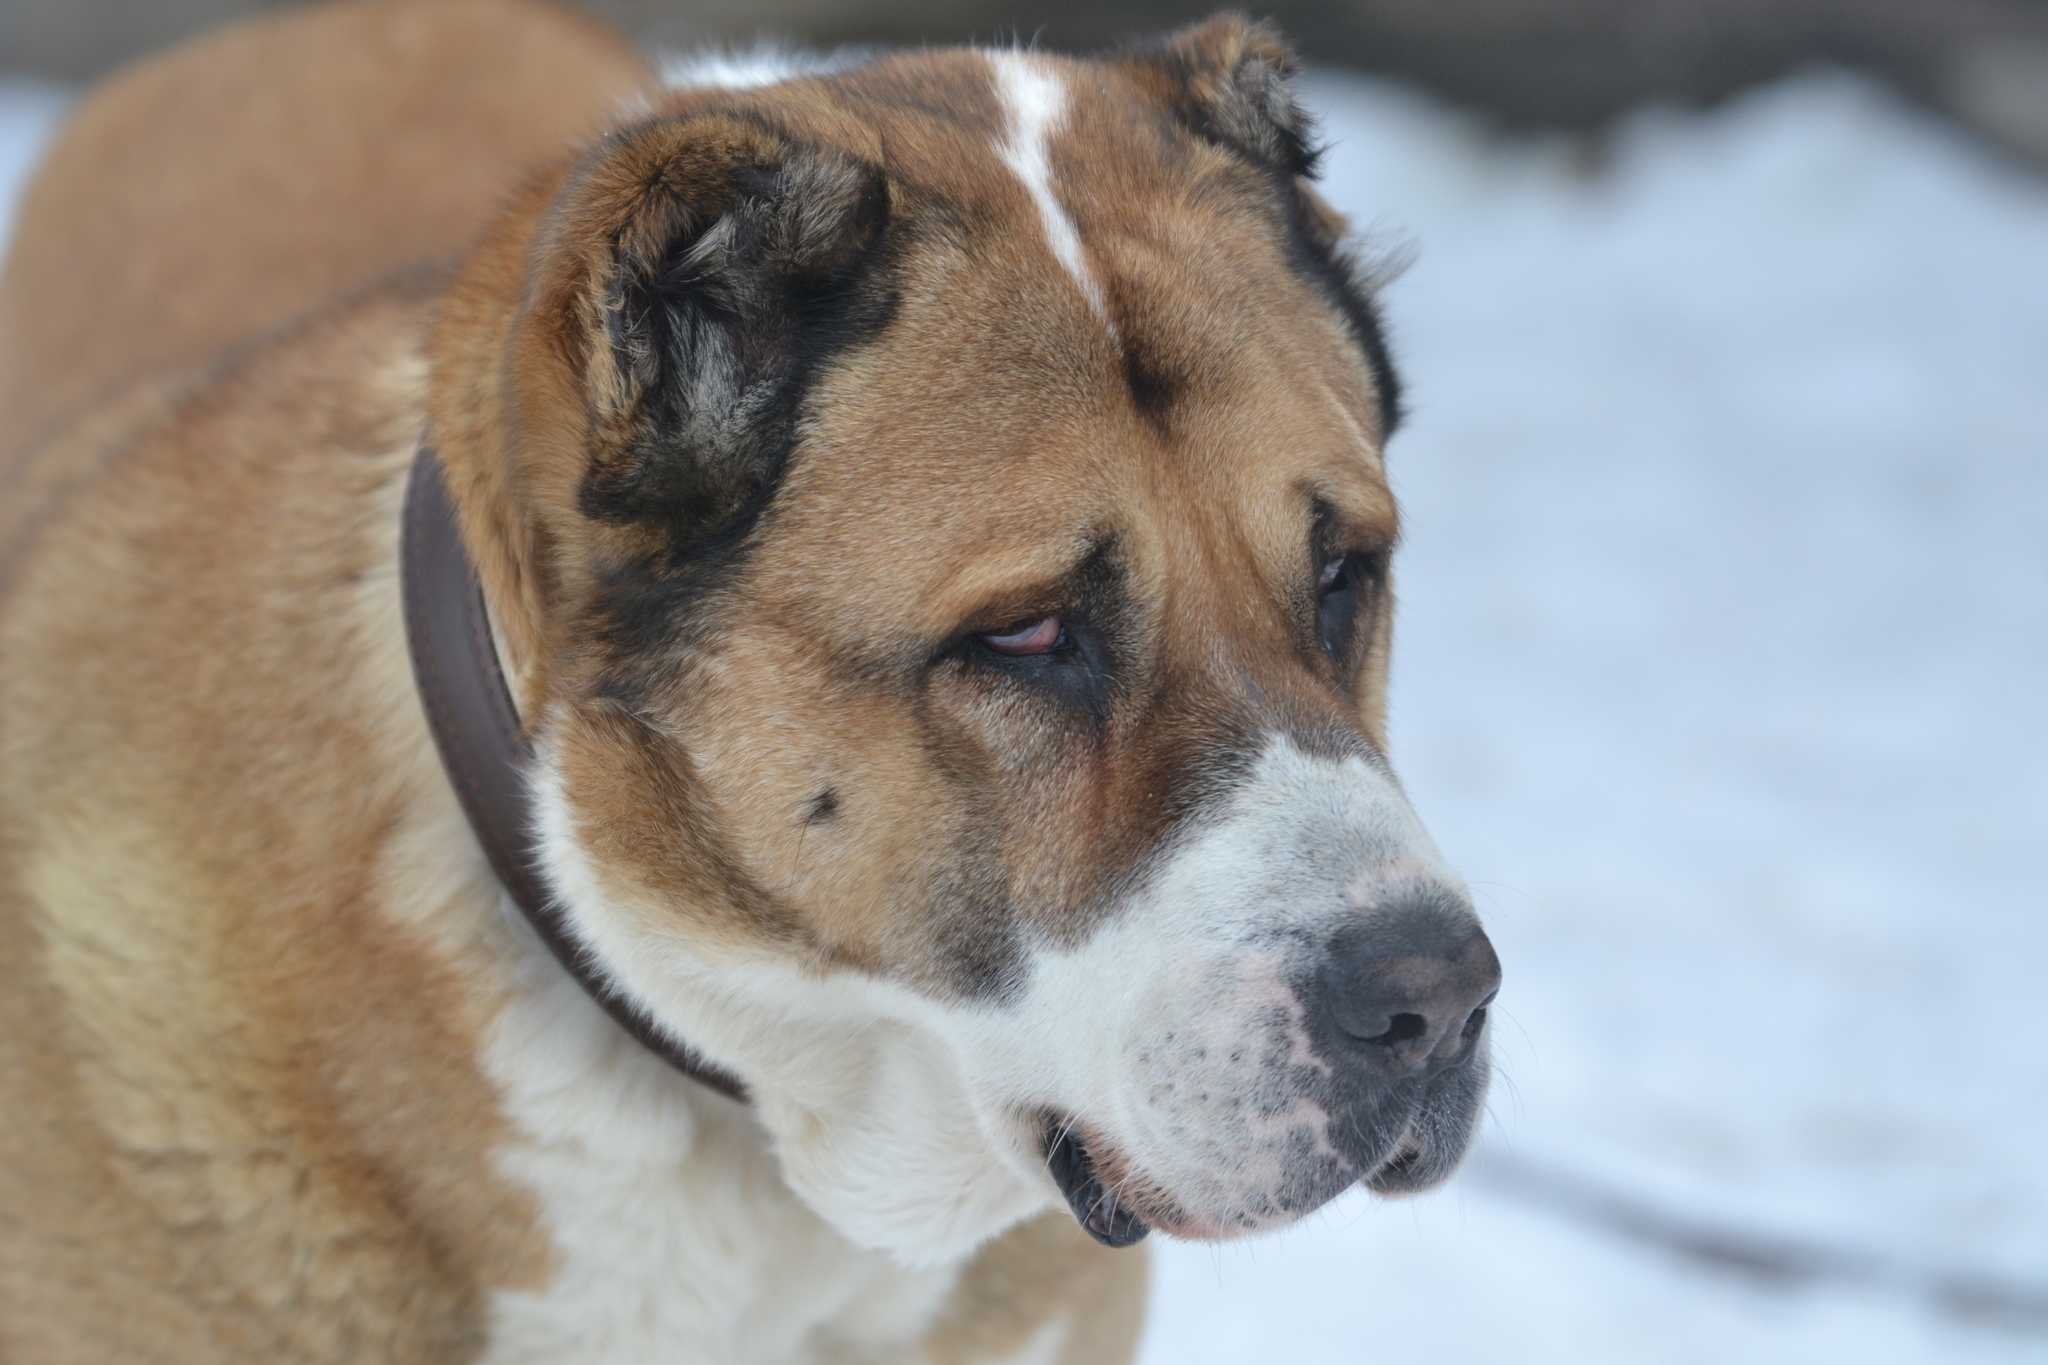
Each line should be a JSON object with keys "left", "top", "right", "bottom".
{"left": 401, "top": 445, "right": 745, "bottom": 1099}
{"left": 471, "top": 916, "right": 963, "bottom": 1362}
{"left": 369, "top": 425, "right": 969, "bottom": 1361}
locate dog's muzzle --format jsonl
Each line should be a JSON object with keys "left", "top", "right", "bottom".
{"left": 1044, "top": 876, "right": 1500, "bottom": 1247}
{"left": 1306, "top": 882, "right": 1501, "bottom": 1194}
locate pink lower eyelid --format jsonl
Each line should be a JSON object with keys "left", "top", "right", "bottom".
{"left": 984, "top": 617, "right": 1060, "bottom": 652}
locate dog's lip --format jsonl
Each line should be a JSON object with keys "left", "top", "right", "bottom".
{"left": 1044, "top": 1124, "right": 1150, "bottom": 1248}
{"left": 1362, "top": 1114, "right": 1459, "bottom": 1195}
{"left": 1366, "top": 1128, "right": 1425, "bottom": 1183}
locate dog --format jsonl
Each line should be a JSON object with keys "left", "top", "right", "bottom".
{"left": 0, "top": 2, "right": 1501, "bottom": 1360}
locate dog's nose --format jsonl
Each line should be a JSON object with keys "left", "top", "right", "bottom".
{"left": 1314, "top": 891, "right": 1501, "bottom": 1079}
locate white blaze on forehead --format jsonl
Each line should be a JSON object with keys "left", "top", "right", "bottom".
{"left": 985, "top": 51, "right": 1117, "bottom": 339}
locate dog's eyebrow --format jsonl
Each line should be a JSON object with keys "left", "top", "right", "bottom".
{"left": 1310, "top": 375, "right": 1392, "bottom": 460}
{"left": 938, "top": 531, "right": 1121, "bottom": 628}
{"left": 1307, "top": 486, "right": 1400, "bottom": 555}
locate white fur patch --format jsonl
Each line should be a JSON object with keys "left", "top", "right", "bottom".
{"left": 974, "top": 739, "right": 1463, "bottom": 1234}
{"left": 985, "top": 51, "right": 1116, "bottom": 338}
{"left": 476, "top": 903, "right": 962, "bottom": 1363}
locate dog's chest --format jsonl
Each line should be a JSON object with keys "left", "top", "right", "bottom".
{"left": 475, "top": 966, "right": 961, "bottom": 1365}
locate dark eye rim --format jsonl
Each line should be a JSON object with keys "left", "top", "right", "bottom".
{"left": 1317, "top": 548, "right": 1386, "bottom": 594}
{"left": 1315, "top": 548, "right": 1388, "bottom": 661}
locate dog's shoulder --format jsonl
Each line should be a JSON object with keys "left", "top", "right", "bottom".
{"left": 0, "top": 274, "right": 560, "bottom": 1362}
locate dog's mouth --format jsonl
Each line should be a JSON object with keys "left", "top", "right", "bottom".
{"left": 1044, "top": 1123, "right": 1150, "bottom": 1248}
{"left": 1365, "top": 1129, "right": 1427, "bottom": 1189}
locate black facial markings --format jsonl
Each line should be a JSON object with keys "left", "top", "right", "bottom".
{"left": 590, "top": 538, "right": 743, "bottom": 656}
{"left": 573, "top": 129, "right": 913, "bottom": 688}
{"left": 1280, "top": 190, "right": 1405, "bottom": 437}
{"left": 1149, "top": 703, "right": 1264, "bottom": 832}
{"left": 1127, "top": 26, "right": 1320, "bottom": 179}
{"left": 804, "top": 788, "right": 839, "bottom": 824}
{"left": 1120, "top": 337, "right": 1180, "bottom": 430}
{"left": 956, "top": 539, "right": 1132, "bottom": 732}
{"left": 926, "top": 879, "right": 1028, "bottom": 1002}
{"left": 968, "top": 616, "right": 1106, "bottom": 724}
{"left": 898, "top": 750, "right": 1030, "bottom": 1002}
{"left": 1315, "top": 550, "right": 1387, "bottom": 672}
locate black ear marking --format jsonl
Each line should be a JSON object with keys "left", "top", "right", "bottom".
{"left": 571, "top": 119, "right": 893, "bottom": 551}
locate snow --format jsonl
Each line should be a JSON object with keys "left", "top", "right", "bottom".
{"left": 0, "top": 81, "right": 66, "bottom": 257}
{"left": 1, "top": 57, "right": 2042, "bottom": 1364}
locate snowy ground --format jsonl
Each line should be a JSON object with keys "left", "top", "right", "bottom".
{"left": 2, "top": 57, "right": 2043, "bottom": 1365}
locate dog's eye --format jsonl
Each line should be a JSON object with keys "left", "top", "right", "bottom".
{"left": 979, "top": 616, "right": 1066, "bottom": 656}
{"left": 1316, "top": 555, "right": 1373, "bottom": 660}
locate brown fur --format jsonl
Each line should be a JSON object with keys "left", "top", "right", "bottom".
{"left": 0, "top": 0, "right": 655, "bottom": 471}
{"left": 0, "top": 2, "right": 1404, "bottom": 1357}
{"left": 0, "top": 281, "right": 546, "bottom": 1361}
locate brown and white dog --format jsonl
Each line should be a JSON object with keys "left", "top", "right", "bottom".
{"left": 0, "top": 2, "right": 1500, "bottom": 1360}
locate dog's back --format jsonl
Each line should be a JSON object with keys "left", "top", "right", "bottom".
{"left": 0, "top": 0, "right": 652, "bottom": 475}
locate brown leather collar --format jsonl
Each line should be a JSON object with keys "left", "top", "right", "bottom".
{"left": 400, "top": 445, "right": 747, "bottom": 1102}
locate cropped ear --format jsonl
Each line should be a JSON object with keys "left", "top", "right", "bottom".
{"left": 552, "top": 115, "right": 890, "bottom": 546}
{"left": 1129, "top": 14, "right": 1406, "bottom": 435}
{"left": 1134, "top": 14, "right": 1316, "bottom": 177}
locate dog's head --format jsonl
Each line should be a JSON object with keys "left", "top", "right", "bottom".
{"left": 431, "top": 15, "right": 1497, "bottom": 1262}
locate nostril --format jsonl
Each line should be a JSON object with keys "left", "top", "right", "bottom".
{"left": 1459, "top": 994, "right": 1495, "bottom": 1045}
{"left": 1365, "top": 1012, "right": 1429, "bottom": 1047}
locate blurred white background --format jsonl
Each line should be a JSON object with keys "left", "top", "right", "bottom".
{"left": 2, "top": 55, "right": 2042, "bottom": 1365}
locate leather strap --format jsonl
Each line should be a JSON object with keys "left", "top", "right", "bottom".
{"left": 401, "top": 446, "right": 747, "bottom": 1102}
